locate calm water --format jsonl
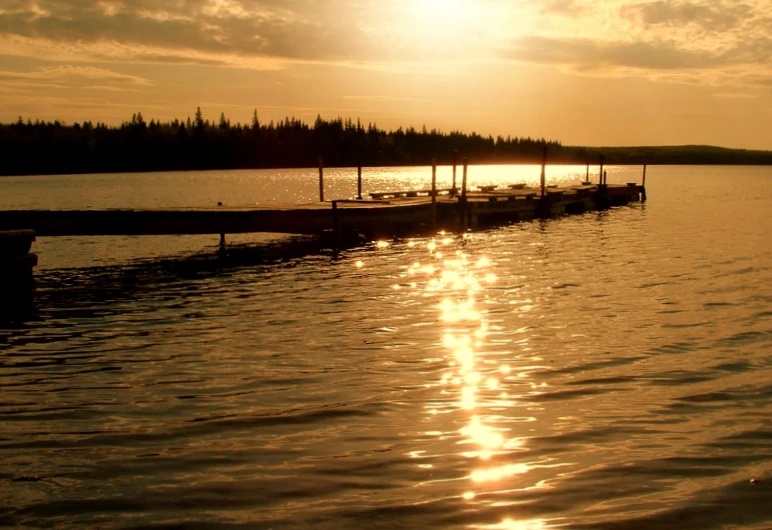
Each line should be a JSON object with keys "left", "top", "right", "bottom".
{"left": 1, "top": 165, "right": 771, "bottom": 529}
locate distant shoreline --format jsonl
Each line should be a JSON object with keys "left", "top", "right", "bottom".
{"left": 2, "top": 158, "right": 772, "bottom": 179}
{"left": 2, "top": 113, "right": 770, "bottom": 177}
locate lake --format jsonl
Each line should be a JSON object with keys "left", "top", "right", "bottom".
{"left": 1, "top": 165, "right": 771, "bottom": 529}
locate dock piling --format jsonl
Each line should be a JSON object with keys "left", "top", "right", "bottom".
{"left": 452, "top": 150, "right": 458, "bottom": 195}
{"left": 357, "top": 155, "right": 363, "bottom": 200}
{"left": 318, "top": 156, "right": 325, "bottom": 202}
{"left": 599, "top": 155, "right": 605, "bottom": 186}
{"left": 332, "top": 200, "right": 339, "bottom": 245}
{"left": 642, "top": 164, "right": 647, "bottom": 187}
{"left": 217, "top": 202, "right": 225, "bottom": 248}
{"left": 540, "top": 145, "right": 547, "bottom": 198}
{"left": 431, "top": 159, "right": 437, "bottom": 230}
{"left": 461, "top": 158, "right": 469, "bottom": 231}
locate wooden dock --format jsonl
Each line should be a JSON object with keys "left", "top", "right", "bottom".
{"left": 0, "top": 183, "right": 645, "bottom": 239}
{"left": 0, "top": 229, "right": 37, "bottom": 289}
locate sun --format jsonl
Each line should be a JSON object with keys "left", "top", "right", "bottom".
{"left": 410, "top": 0, "right": 471, "bottom": 24}
{"left": 380, "top": 0, "right": 504, "bottom": 60}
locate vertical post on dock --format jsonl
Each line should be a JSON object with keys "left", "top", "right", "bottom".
{"left": 332, "top": 200, "right": 339, "bottom": 245}
{"left": 452, "top": 150, "right": 458, "bottom": 195}
{"left": 461, "top": 158, "right": 468, "bottom": 231}
{"left": 431, "top": 159, "right": 437, "bottom": 231}
{"left": 540, "top": 144, "right": 547, "bottom": 198}
{"left": 357, "top": 154, "right": 363, "bottom": 200}
{"left": 642, "top": 164, "right": 647, "bottom": 187}
{"left": 599, "top": 155, "right": 605, "bottom": 186}
{"left": 461, "top": 159, "right": 468, "bottom": 200}
{"left": 217, "top": 201, "right": 225, "bottom": 250}
{"left": 318, "top": 156, "right": 325, "bottom": 202}
{"left": 586, "top": 162, "right": 590, "bottom": 184}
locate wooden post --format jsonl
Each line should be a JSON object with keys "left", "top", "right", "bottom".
{"left": 332, "top": 200, "right": 339, "bottom": 244}
{"left": 217, "top": 201, "right": 225, "bottom": 248}
{"left": 603, "top": 170, "right": 607, "bottom": 185}
{"left": 318, "top": 156, "right": 324, "bottom": 202}
{"left": 357, "top": 154, "right": 363, "bottom": 200}
{"left": 642, "top": 164, "right": 647, "bottom": 187}
{"left": 599, "top": 155, "right": 605, "bottom": 186}
{"left": 431, "top": 159, "right": 437, "bottom": 230}
{"left": 452, "top": 150, "right": 458, "bottom": 194}
{"left": 461, "top": 159, "right": 468, "bottom": 200}
{"left": 461, "top": 158, "right": 468, "bottom": 231}
{"left": 586, "top": 162, "right": 590, "bottom": 183}
{"left": 540, "top": 144, "right": 547, "bottom": 198}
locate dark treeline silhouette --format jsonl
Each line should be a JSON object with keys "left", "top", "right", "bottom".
{"left": 1, "top": 109, "right": 771, "bottom": 176}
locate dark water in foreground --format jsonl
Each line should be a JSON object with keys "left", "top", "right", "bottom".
{"left": 1, "top": 165, "right": 771, "bottom": 529}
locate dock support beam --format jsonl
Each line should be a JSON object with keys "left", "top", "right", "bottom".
{"left": 357, "top": 155, "right": 363, "bottom": 200}
{"left": 318, "top": 156, "right": 325, "bottom": 202}
{"left": 642, "top": 164, "right": 647, "bottom": 187}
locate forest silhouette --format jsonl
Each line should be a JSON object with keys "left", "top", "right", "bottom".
{"left": 1, "top": 109, "right": 770, "bottom": 177}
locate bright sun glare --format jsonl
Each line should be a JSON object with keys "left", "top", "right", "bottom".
{"left": 411, "top": 0, "right": 470, "bottom": 23}
{"left": 400, "top": 0, "right": 499, "bottom": 57}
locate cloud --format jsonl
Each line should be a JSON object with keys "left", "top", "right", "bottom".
{"left": 713, "top": 92, "right": 758, "bottom": 99}
{"left": 538, "top": 0, "right": 587, "bottom": 15}
{"left": 0, "top": 0, "right": 383, "bottom": 64}
{"left": 0, "top": 0, "right": 502, "bottom": 66}
{"left": 0, "top": 0, "right": 769, "bottom": 89}
{"left": 503, "top": 36, "right": 728, "bottom": 70}
{"left": 0, "top": 65, "right": 153, "bottom": 85}
{"left": 0, "top": 65, "right": 154, "bottom": 99}
{"left": 498, "top": 0, "right": 772, "bottom": 88}
{"left": 342, "top": 95, "right": 427, "bottom": 102}
{"left": 621, "top": 0, "right": 753, "bottom": 32}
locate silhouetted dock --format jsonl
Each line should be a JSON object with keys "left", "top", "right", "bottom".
{"left": 0, "top": 183, "right": 644, "bottom": 239}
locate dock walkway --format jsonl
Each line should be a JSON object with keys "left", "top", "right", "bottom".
{"left": 0, "top": 183, "right": 644, "bottom": 239}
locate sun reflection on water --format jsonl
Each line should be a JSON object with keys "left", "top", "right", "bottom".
{"left": 384, "top": 235, "right": 555, "bottom": 530}
{"left": 377, "top": 235, "right": 554, "bottom": 529}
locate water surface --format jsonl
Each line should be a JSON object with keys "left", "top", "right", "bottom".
{"left": 1, "top": 165, "right": 771, "bottom": 529}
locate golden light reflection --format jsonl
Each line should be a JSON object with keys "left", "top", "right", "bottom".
{"left": 481, "top": 518, "right": 550, "bottom": 530}
{"left": 355, "top": 260, "right": 364, "bottom": 268}
{"left": 395, "top": 236, "right": 544, "bottom": 527}
{"left": 471, "top": 463, "right": 529, "bottom": 483}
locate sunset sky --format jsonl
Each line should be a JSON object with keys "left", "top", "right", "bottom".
{"left": 1, "top": 0, "right": 770, "bottom": 149}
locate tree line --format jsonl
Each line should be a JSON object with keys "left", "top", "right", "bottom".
{"left": 0, "top": 109, "right": 770, "bottom": 176}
